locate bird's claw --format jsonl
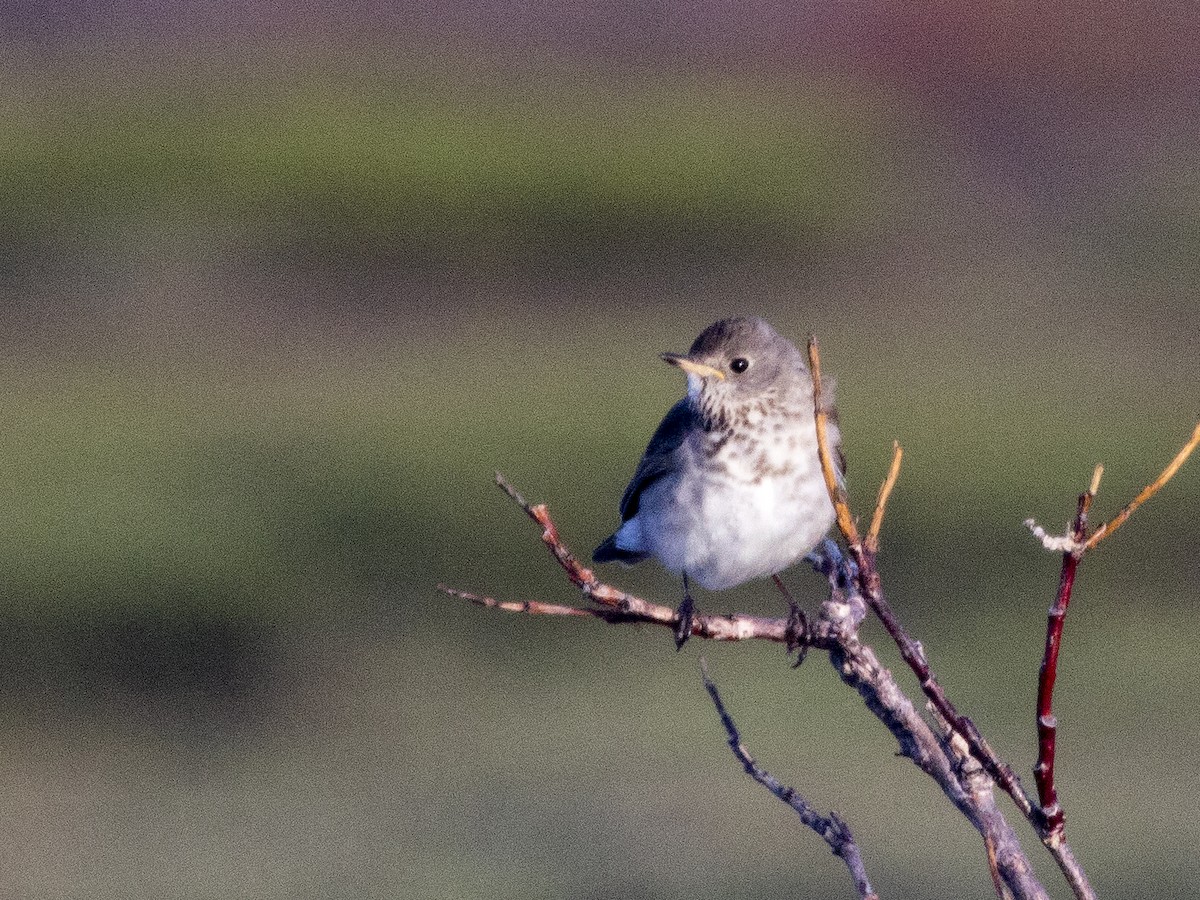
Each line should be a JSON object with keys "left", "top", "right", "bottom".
{"left": 785, "top": 601, "right": 810, "bottom": 667}
{"left": 674, "top": 592, "right": 696, "bottom": 650}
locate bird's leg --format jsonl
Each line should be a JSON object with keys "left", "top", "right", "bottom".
{"left": 772, "top": 574, "right": 810, "bottom": 666}
{"left": 674, "top": 573, "right": 696, "bottom": 650}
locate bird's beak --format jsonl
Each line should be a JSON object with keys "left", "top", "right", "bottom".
{"left": 660, "top": 353, "right": 726, "bottom": 380}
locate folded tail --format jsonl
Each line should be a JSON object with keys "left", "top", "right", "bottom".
{"left": 593, "top": 534, "right": 650, "bottom": 565}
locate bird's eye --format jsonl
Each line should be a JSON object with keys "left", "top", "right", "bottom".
{"left": 730, "top": 357, "right": 750, "bottom": 374}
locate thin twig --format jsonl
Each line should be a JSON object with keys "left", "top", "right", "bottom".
{"left": 1084, "top": 422, "right": 1200, "bottom": 550}
{"left": 438, "top": 585, "right": 615, "bottom": 620}
{"left": 440, "top": 582, "right": 793, "bottom": 642}
{"left": 701, "top": 659, "right": 879, "bottom": 900}
{"left": 866, "top": 441, "right": 904, "bottom": 555}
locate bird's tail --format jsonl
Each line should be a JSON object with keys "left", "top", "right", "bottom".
{"left": 592, "top": 535, "right": 650, "bottom": 565}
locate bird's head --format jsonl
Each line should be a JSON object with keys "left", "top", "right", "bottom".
{"left": 661, "top": 317, "right": 808, "bottom": 408}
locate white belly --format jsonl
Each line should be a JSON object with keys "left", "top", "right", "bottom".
{"left": 621, "top": 426, "right": 835, "bottom": 590}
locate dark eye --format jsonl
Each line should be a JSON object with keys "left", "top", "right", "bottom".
{"left": 730, "top": 357, "right": 750, "bottom": 374}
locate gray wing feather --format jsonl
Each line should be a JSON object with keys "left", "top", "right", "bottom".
{"left": 618, "top": 399, "right": 696, "bottom": 521}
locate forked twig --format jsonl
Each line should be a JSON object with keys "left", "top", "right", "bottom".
{"left": 1030, "top": 422, "right": 1199, "bottom": 852}
{"left": 462, "top": 474, "right": 797, "bottom": 643}
{"left": 807, "top": 340, "right": 1036, "bottom": 806}
{"left": 701, "top": 659, "right": 879, "bottom": 900}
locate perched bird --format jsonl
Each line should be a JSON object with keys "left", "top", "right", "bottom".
{"left": 593, "top": 316, "right": 840, "bottom": 647}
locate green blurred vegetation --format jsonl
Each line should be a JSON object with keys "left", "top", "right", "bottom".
{"left": 1, "top": 69, "right": 891, "bottom": 262}
{"left": 0, "top": 59, "right": 1196, "bottom": 900}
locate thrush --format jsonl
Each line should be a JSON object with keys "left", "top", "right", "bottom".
{"left": 593, "top": 316, "right": 841, "bottom": 648}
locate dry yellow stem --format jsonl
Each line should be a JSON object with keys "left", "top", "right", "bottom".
{"left": 807, "top": 336, "right": 860, "bottom": 545}
{"left": 1085, "top": 422, "right": 1200, "bottom": 551}
{"left": 866, "top": 441, "right": 904, "bottom": 554}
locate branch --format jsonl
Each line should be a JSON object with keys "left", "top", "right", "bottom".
{"left": 701, "top": 659, "right": 879, "bottom": 900}
{"left": 449, "top": 478, "right": 1052, "bottom": 899}
{"left": 472, "top": 474, "right": 797, "bottom": 642}
{"left": 1084, "top": 421, "right": 1200, "bottom": 550}
{"left": 814, "top": 578, "right": 1049, "bottom": 900}
{"left": 806, "top": 338, "right": 1039, "bottom": 819}
{"left": 809, "top": 337, "right": 860, "bottom": 544}
{"left": 1025, "top": 421, "right": 1198, "bottom": 891}
{"left": 1033, "top": 466, "right": 1100, "bottom": 834}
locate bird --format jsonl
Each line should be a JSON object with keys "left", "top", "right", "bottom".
{"left": 593, "top": 316, "right": 840, "bottom": 648}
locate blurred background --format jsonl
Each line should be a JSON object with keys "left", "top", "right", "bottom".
{"left": 2, "top": 3, "right": 1198, "bottom": 898}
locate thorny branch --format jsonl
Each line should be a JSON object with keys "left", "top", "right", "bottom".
{"left": 700, "top": 659, "right": 879, "bottom": 900}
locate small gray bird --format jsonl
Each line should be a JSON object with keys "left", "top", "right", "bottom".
{"left": 593, "top": 317, "right": 840, "bottom": 647}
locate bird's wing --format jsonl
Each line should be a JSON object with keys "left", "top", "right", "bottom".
{"left": 618, "top": 398, "right": 697, "bottom": 521}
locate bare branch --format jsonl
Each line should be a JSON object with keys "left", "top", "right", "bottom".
{"left": 807, "top": 342, "right": 1040, "bottom": 820}
{"left": 461, "top": 478, "right": 1053, "bottom": 899}
{"left": 816, "top": 589, "right": 1049, "bottom": 900}
{"left": 805, "top": 338, "right": 1092, "bottom": 898}
{"left": 1033, "top": 470, "right": 1098, "bottom": 836}
{"left": 438, "top": 585, "right": 611, "bottom": 620}
{"left": 440, "top": 580, "right": 793, "bottom": 642}
{"left": 1025, "top": 425, "right": 1198, "bottom": 900}
{"left": 701, "top": 659, "right": 879, "bottom": 900}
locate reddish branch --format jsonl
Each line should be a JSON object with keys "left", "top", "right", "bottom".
{"left": 1030, "top": 423, "right": 1200, "bottom": 853}
{"left": 1033, "top": 469, "right": 1098, "bottom": 834}
{"left": 701, "top": 660, "right": 879, "bottom": 900}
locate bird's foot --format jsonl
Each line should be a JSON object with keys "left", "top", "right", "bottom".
{"left": 771, "top": 574, "right": 810, "bottom": 666}
{"left": 674, "top": 592, "right": 696, "bottom": 650}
